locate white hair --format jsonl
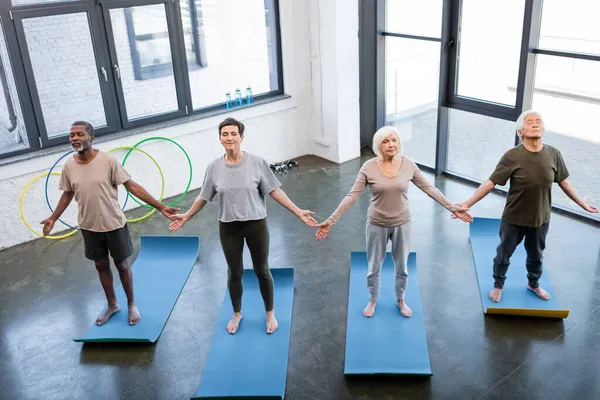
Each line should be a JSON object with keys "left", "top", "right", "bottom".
{"left": 516, "top": 110, "right": 544, "bottom": 131}
{"left": 372, "top": 126, "right": 402, "bottom": 158}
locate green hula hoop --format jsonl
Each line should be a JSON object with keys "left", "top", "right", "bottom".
{"left": 109, "top": 146, "right": 165, "bottom": 223}
{"left": 122, "top": 137, "right": 192, "bottom": 209}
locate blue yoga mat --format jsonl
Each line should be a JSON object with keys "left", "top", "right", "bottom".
{"left": 344, "top": 251, "right": 432, "bottom": 376}
{"left": 73, "top": 235, "right": 200, "bottom": 343}
{"left": 193, "top": 268, "right": 294, "bottom": 400}
{"left": 469, "top": 217, "right": 569, "bottom": 318}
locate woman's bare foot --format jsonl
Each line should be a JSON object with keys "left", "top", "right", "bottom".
{"left": 489, "top": 288, "right": 502, "bottom": 302}
{"left": 397, "top": 300, "right": 412, "bottom": 318}
{"left": 128, "top": 305, "right": 141, "bottom": 325}
{"left": 266, "top": 311, "right": 278, "bottom": 334}
{"left": 96, "top": 303, "right": 121, "bottom": 326}
{"left": 528, "top": 285, "right": 551, "bottom": 300}
{"left": 227, "top": 312, "right": 242, "bottom": 334}
{"left": 363, "top": 300, "right": 376, "bottom": 317}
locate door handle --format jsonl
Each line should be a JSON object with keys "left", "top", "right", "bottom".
{"left": 113, "top": 64, "right": 121, "bottom": 79}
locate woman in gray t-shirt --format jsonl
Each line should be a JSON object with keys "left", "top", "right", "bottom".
{"left": 168, "top": 117, "right": 317, "bottom": 335}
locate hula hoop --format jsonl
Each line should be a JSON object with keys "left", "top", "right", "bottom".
{"left": 108, "top": 146, "right": 165, "bottom": 223}
{"left": 44, "top": 150, "right": 80, "bottom": 230}
{"left": 121, "top": 137, "right": 192, "bottom": 209}
{"left": 21, "top": 171, "right": 79, "bottom": 240}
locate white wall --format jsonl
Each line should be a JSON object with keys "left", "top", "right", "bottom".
{"left": 0, "top": 0, "right": 360, "bottom": 250}
{"left": 307, "top": 0, "right": 360, "bottom": 164}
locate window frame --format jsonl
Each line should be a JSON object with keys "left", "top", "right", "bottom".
{"left": 0, "top": 0, "right": 284, "bottom": 161}
{"left": 125, "top": 0, "right": 207, "bottom": 81}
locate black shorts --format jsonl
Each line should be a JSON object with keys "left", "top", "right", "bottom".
{"left": 80, "top": 224, "right": 134, "bottom": 262}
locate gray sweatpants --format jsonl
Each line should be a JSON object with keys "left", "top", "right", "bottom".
{"left": 366, "top": 222, "right": 412, "bottom": 301}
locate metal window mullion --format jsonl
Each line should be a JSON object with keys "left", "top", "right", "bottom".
{"left": 434, "top": 0, "right": 455, "bottom": 176}
{"left": 165, "top": 0, "right": 191, "bottom": 115}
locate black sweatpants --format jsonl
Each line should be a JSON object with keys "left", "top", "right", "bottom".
{"left": 219, "top": 218, "right": 274, "bottom": 313}
{"left": 493, "top": 221, "right": 549, "bottom": 289}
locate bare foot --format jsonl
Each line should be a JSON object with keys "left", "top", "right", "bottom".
{"left": 489, "top": 288, "right": 502, "bottom": 302}
{"left": 397, "top": 300, "right": 412, "bottom": 318}
{"left": 227, "top": 312, "right": 242, "bottom": 334}
{"left": 363, "top": 300, "right": 376, "bottom": 317}
{"left": 266, "top": 311, "right": 279, "bottom": 334}
{"left": 528, "top": 285, "right": 551, "bottom": 300}
{"left": 96, "top": 303, "right": 121, "bottom": 326}
{"left": 128, "top": 305, "right": 141, "bottom": 325}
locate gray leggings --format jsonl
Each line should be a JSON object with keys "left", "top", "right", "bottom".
{"left": 366, "top": 222, "right": 412, "bottom": 301}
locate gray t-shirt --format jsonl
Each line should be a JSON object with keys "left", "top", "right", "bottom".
{"left": 199, "top": 152, "right": 281, "bottom": 222}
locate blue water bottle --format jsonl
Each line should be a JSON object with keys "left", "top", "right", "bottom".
{"left": 245, "top": 86, "right": 253, "bottom": 104}
{"left": 225, "top": 92, "right": 232, "bottom": 109}
{"left": 235, "top": 88, "right": 243, "bottom": 106}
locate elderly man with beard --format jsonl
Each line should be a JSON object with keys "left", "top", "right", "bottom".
{"left": 41, "top": 121, "right": 179, "bottom": 326}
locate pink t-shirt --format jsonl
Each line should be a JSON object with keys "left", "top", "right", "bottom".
{"left": 327, "top": 157, "right": 455, "bottom": 227}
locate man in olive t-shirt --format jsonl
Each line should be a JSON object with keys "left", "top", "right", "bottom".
{"left": 455, "top": 110, "right": 597, "bottom": 303}
{"left": 41, "top": 121, "right": 179, "bottom": 326}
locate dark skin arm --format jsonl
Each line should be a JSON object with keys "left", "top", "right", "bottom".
{"left": 123, "top": 180, "right": 180, "bottom": 218}
{"left": 41, "top": 191, "right": 74, "bottom": 236}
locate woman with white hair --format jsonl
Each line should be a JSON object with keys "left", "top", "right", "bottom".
{"left": 315, "top": 126, "right": 472, "bottom": 318}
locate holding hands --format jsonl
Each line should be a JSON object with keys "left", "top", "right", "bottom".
{"left": 451, "top": 203, "right": 474, "bottom": 223}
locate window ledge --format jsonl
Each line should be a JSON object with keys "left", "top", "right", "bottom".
{"left": 0, "top": 93, "right": 292, "bottom": 170}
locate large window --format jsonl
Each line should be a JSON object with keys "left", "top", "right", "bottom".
{"left": 531, "top": 0, "right": 600, "bottom": 217}
{"left": 0, "top": 0, "right": 283, "bottom": 160}
{"left": 376, "top": 0, "right": 600, "bottom": 223}
{"left": 384, "top": 0, "right": 442, "bottom": 168}
{"left": 454, "top": 0, "right": 525, "bottom": 107}
{"left": 446, "top": 109, "right": 516, "bottom": 184}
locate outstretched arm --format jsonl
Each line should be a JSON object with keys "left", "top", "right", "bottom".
{"left": 410, "top": 169, "right": 473, "bottom": 222}
{"left": 269, "top": 188, "right": 318, "bottom": 227}
{"left": 41, "top": 191, "right": 74, "bottom": 236}
{"left": 168, "top": 196, "right": 208, "bottom": 231}
{"left": 315, "top": 170, "right": 367, "bottom": 240}
{"left": 559, "top": 179, "right": 598, "bottom": 213}
{"left": 462, "top": 179, "right": 496, "bottom": 208}
{"left": 123, "top": 180, "right": 179, "bottom": 218}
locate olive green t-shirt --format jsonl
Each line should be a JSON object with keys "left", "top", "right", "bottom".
{"left": 489, "top": 144, "right": 569, "bottom": 228}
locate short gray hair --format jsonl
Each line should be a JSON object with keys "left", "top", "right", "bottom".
{"left": 71, "top": 120, "right": 94, "bottom": 136}
{"left": 372, "top": 125, "right": 402, "bottom": 157}
{"left": 516, "top": 110, "right": 543, "bottom": 131}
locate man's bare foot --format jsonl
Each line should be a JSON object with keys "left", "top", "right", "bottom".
{"left": 363, "top": 300, "right": 376, "bottom": 317}
{"left": 528, "top": 285, "right": 551, "bottom": 300}
{"left": 489, "top": 288, "right": 502, "bottom": 302}
{"left": 266, "top": 311, "right": 278, "bottom": 334}
{"left": 397, "top": 300, "right": 412, "bottom": 318}
{"left": 227, "top": 312, "right": 242, "bottom": 334}
{"left": 128, "top": 305, "right": 141, "bottom": 325}
{"left": 96, "top": 303, "right": 121, "bottom": 326}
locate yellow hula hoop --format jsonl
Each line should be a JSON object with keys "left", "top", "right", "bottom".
{"left": 20, "top": 171, "right": 79, "bottom": 240}
{"left": 108, "top": 146, "right": 165, "bottom": 223}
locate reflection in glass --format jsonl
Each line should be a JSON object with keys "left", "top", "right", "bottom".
{"left": 455, "top": 0, "right": 525, "bottom": 106}
{"left": 532, "top": 55, "right": 600, "bottom": 219}
{"left": 22, "top": 13, "right": 107, "bottom": 138}
{"left": 111, "top": 4, "right": 179, "bottom": 121}
{"left": 181, "top": 0, "right": 279, "bottom": 110}
{"left": 0, "top": 16, "right": 29, "bottom": 155}
{"left": 385, "top": 37, "right": 440, "bottom": 167}
{"left": 447, "top": 109, "right": 516, "bottom": 184}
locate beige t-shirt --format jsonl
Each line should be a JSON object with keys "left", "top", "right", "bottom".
{"left": 59, "top": 150, "right": 131, "bottom": 232}
{"left": 327, "top": 157, "right": 456, "bottom": 227}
